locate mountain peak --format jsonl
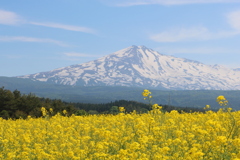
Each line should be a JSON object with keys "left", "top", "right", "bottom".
{"left": 138, "top": 45, "right": 147, "bottom": 48}
{"left": 129, "top": 45, "right": 149, "bottom": 50}
{"left": 18, "top": 45, "right": 240, "bottom": 90}
{"left": 130, "top": 45, "right": 138, "bottom": 48}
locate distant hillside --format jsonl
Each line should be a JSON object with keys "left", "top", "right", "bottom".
{"left": 1, "top": 76, "right": 240, "bottom": 110}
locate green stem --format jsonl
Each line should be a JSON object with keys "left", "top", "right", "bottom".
{"left": 226, "top": 109, "right": 235, "bottom": 140}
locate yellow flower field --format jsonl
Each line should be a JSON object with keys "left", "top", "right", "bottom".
{"left": 0, "top": 91, "right": 240, "bottom": 160}
{"left": 1, "top": 108, "right": 240, "bottom": 160}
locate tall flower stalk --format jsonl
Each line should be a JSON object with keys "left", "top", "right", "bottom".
{"left": 216, "top": 95, "right": 236, "bottom": 139}
{"left": 142, "top": 89, "right": 153, "bottom": 110}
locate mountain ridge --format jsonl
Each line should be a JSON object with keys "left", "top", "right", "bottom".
{"left": 18, "top": 45, "right": 240, "bottom": 90}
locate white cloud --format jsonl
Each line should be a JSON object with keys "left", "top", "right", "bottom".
{"left": 101, "top": 0, "right": 240, "bottom": 6}
{"left": 150, "top": 26, "right": 239, "bottom": 42}
{"left": 30, "top": 22, "right": 96, "bottom": 34}
{"left": 62, "top": 52, "right": 100, "bottom": 62}
{"left": 0, "top": 10, "right": 24, "bottom": 25}
{"left": 155, "top": 46, "right": 239, "bottom": 54}
{"left": 150, "top": 9, "right": 240, "bottom": 43}
{"left": 0, "top": 9, "right": 96, "bottom": 34}
{"left": 227, "top": 10, "right": 240, "bottom": 31}
{"left": 5, "top": 54, "right": 23, "bottom": 59}
{"left": 63, "top": 52, "right": 98, "bottom": 57}
{"left": 0, "top": 36, "right": 69, "bottom": 46}
{"left": 150, "top": 27, "right": 210, "bottom": 42}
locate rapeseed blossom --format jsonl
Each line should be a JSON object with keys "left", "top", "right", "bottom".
{"left": 204, "top": 105, "right": 210, "bottom": 110}
{"left": 0, "top": 94, "right": 240, "bottom": 159}
{"left": 216, "top": 95, "right": 228, "bottom": 106}
{"left": 142, "top": 89, "right": 154, "bottom": 110}
{"left": 41, "top": 107, "right": 47, "bottom": 117}
{"left": 142, "top": 89, "right": 151, "bottom": 97}
{"left": 119, "top": 107, "right": 125, "bottom": 112}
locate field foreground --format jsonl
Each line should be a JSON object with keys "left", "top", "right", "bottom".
{"left": 1, "top": 109, "right": 240, "bottom": 160}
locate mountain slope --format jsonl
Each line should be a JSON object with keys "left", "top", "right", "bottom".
{"left": 18, "top": 45, "right": 240, "bottom": 90}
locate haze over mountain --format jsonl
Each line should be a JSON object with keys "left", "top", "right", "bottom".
{"left": 18, "top": 45, "right": 240, "bottom": 90}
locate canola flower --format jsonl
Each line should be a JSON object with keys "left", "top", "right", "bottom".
{"left": 41, "top": 107, "right": 47, "bottom": 117}
{"left": 142, "top": 89, "right": 151, "bottom": 97}
{"left": 119, "top": 107, "right": 125, "bottom": 112}
{"left": 216, "top": 96, "right": 237, "bottom": 141}
{"left": 204, "top": 105, "right": 210, "bottom": 110}
{"left": 142, "top": 89, "right": 153, "bottom": 110}
{"left": 1, "top": 94, "right": 240, "bottom": 159}
{"left": 216, "top": 95, "right": 228, "bottom": 106}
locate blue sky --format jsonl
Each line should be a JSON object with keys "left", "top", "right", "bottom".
{"left": 0, "top": 0, "right": 240, "bottom": 77}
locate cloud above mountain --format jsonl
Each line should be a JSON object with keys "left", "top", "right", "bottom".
{"left": 30, "top": 22, "right": 96, "bottom": 34}
{"left": 0, "top": 36, "right": 69, "bottom": 46}
{"left": 63, "top": 52, "right": 98, "bottom": 58}
{"left": 149, "top": 26, "right": 239, "bottom": 42}
{"left": 149, "top": 9, "right": 240, "bottom": 43}
{"left": 0, "top": 9, "right": 95, "bottom": 34}
{"left": 0, "top": 10, "right": 24, "bottom": 25}
{"left": 227, "top": 10, "right": 240, "bottom": 31}
{"left": 100, "top": 0, "right": 240, "bottom": 6}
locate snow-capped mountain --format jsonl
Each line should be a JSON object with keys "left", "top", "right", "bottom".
{"left": 18, "top": 45, "right": 240, "bottom": 90}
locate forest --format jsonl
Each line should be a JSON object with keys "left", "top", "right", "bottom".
{"left": 0, "top": 87, "right": 206, "bottom": 119}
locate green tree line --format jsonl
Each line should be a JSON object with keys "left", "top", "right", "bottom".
{"left": 0, "top": 87, "right": 206, "bottom": 119}
{"left": 0, "top": 87, "right": 77, "bottom": 119}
